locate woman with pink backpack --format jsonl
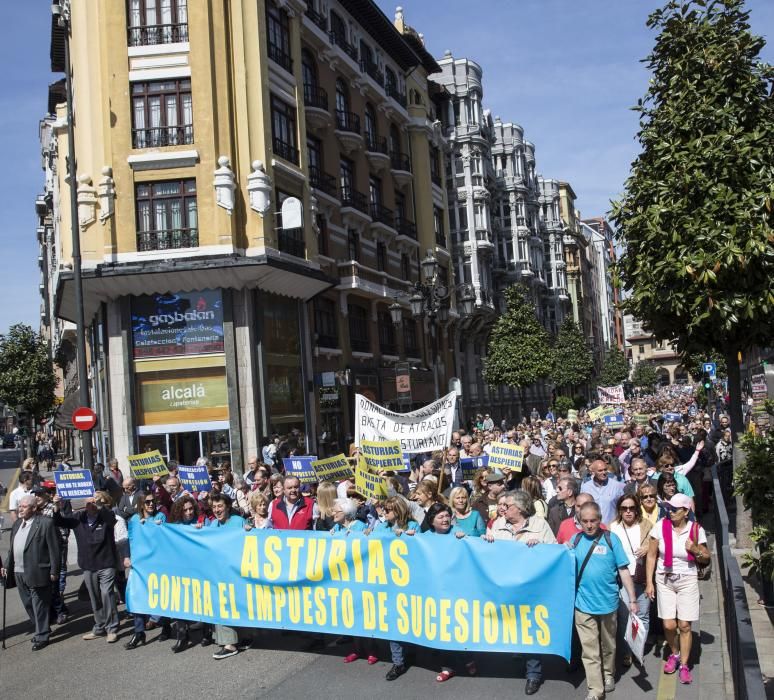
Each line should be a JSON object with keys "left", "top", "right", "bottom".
{"left": 644, "top": 493, "right": 711, "bottom": 685}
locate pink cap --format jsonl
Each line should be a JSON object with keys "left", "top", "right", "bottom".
{"left": 667, "top": 493, "right": 693, "bottom": 510}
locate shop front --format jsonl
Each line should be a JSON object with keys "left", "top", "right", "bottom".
{"left": 131, "top": 289, "right": 232, "bottom": 467}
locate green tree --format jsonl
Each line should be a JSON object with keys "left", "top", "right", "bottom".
{"left": 0, "top": 324, "right": 58, "bottom": 424}
{"left": 550, "top": 319, "right": 594, "bottom": 394}
{"left": 682, "top": 351, "right": 727, "bottom": 382}
{"left": 597, "top": 347, "right": 630, "bottom": 387}
{"left": 631, "top": 361, "right": 659, "bottom": 391}
{"left": 483, "top": 285, "right": 552, "bottom": 409}
{"left": 611, "top": 0, "right": 774, "bottom": 434}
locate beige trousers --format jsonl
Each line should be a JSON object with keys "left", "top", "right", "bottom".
{"left": 574, "top": 609, "right": 617, "bottom": 697}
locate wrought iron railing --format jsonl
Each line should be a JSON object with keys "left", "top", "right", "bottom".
{"left": 137, "top": 228, "right": 198, "bottom": 251}
{"left": 127, "top": 23, "right": 188, "bottom": 47}
{"left": 132, "top": 125, "right": 193, "bottom": 149}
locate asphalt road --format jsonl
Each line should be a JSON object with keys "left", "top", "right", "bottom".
{"left": 0, "top": 536, "right": 709, "bottom": 700}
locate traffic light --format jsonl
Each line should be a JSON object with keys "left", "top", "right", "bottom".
{"left": 702, "top": 373, "right": 712, "bottom": 391}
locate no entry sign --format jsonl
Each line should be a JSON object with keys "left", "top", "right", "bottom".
{"left": 72, "top": 406, "right": 98, "bottom": 431}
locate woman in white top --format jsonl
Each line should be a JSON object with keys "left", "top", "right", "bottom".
{"left": 645, "top": 493, "right": 710, "bottom": 686}
{"left": 610, "top": 493, "right": 652, "bottom": 667}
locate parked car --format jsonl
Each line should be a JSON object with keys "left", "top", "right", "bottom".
{"left": 1, "top": 434, "right": 16, "bottom": 448}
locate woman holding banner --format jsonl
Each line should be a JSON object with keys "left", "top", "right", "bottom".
{"left": 124, "top": 493, "right": 168, "bottom": 650}
{"left": 167, "top": 495, "right": 210, "bottom": 651}
{"left": 371, "top": 496, "right": 419, "bottom": 537}
{"left": 420, "top": 503, "right": 472, "bottom": 682}
{"left": 449, "top": 487, "right": 485, "bottom": 536}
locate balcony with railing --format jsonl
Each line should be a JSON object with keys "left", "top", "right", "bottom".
{"left": 268, "top": 42, "right": 293, "bottom": 73}
{"left": 132, "top": 125, "right": 194, "bottom": 149}
{"left": 475, "top": 228, "right": 494, "bottom": 249}
{"left": 309, "top": 166, "right": 338, "bottom": 199}
{"left": 304, "top": 5, "right": 327, "bottom": 32}
{"left": 128, "top": 23, "right": 189, "bottom": 47}
{"left": 349, "top": 331, "right": 370, "bottom": 354}
{"left": 369, "top": 203, "right": 394, "bottom": 229}
{"left": 385, "top": 83, "right": 407, "bottom": 109}
{"left": 335, "top": 111, "right": 362, "bottom": 154}
{"left": 365, "top": 134, "right": 390, "bottom": 172}
{"left": 340, "top": 186, "right": 370, "bottom": 216}
{"left": 303, "top": 84, "right": 328, "bottom": 111}
{"left": 330, "top": 31, "right": 358, "bottom": 63}
{"left": 335, "top": 110, "right": 360, "bottom": 134}
{"left": 303, "top": 84, "right": 331, "bottom": 131}
{"left": 390, "top": 151, "right": 412, "bottom": 186}
{"left": 272, "top": 137, "right": 299, "bottom": 165}
{"left": 395, "top": 216, "right": 417, "bottom": 241}
{"left": 277, "top": 227, "right": 306, "bottom": 259}
{"left": 316, "top": 333, "right": 338, "bottom": 349}
{"left": 360, "top": 59, "right": 384, "bottom": 87}
{"left": 137, "top": 228, "right": 198, "bottom": 252}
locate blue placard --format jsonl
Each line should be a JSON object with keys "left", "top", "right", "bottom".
{"left": 178, "top": 464, "right": 212, "bottom": 492}
{"left": 283, "top": 456, "right": 318, "bottom": 484}
{"left": 54, "top": 469, "right": 95, "bottom": 499}
{"left": 460, "top": 455, "right": 489, "bottom": 481}
{"left": 127, "top": 526, "right": 575, "bottom": 658}
{"left": 663, "top": 412, "right": 683, "bottom": 423}
{"left": 603, "top": 414, "right": 625, "bottom": 428}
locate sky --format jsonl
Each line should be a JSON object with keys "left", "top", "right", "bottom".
{"left": 1, "top": 1, "right": 773, "bottom": 336}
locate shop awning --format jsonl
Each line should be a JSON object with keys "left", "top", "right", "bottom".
{"left": 55, "top": 253, "right": 336, "bottom": 323}
{"left": 52, "top": 387, "right": 80, "bottom": 430}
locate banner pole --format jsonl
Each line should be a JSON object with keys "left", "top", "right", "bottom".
{"left": 437, "top": 447, "right": 447, "bottom": 496}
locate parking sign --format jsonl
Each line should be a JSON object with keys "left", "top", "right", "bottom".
{"left": 702, "top": 362, "right": 717, "bottom": 379}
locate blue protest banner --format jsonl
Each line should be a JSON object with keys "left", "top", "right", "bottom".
{"left": 603, "top": 414, "right": 625, "bottom": 429}
{"left": 663, "top": 412, "right": 683, "bottom": 423}
{"left": 178, "top": 464, "right": 212, "bottom": 492}
{"left": 54, "top": 469, "right": 95, "bottom": 499}
{"left": 460, "top": 455, "right": 489, "bottom": 481}
{"left": 127, "top": 526, "right": 574, "bottom": 658}
{"left": 283, "top": 456, "right": 318, "bottom": 484}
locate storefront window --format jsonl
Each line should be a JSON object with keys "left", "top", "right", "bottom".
{"left": 203, "top": 429, "right": 230, "bottom": 467}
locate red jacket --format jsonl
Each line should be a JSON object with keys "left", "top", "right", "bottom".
{"left": 270, "top": 495, "right": 314, "bottom": 530}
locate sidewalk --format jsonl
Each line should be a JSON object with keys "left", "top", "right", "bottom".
{"left": 738, "top": 559, "right": 774, "bottom": 698}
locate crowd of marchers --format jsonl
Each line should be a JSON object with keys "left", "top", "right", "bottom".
{"left": 4, "top": 388, "right": 730, "bottom": 700}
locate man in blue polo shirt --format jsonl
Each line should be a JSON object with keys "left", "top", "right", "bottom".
{"left": 580, "top": 459, "right": 625, "bottom": 525}
{"left": 573, "top": 501, "right": 638, "bottom": 700}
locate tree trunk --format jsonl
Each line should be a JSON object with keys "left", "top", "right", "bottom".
{"left": 725, "top": 347, "right": 744, "bottom": 436}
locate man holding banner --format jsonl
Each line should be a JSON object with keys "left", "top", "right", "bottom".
{"left": 269, "top": 476, "right": 313, "bottom": 530}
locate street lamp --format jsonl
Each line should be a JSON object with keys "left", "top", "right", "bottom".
{"left": 388, "top": 298, "right": 403, "bottom": 326}
{"left": 53, "top": 0, "right": 93, "bottom": 470}
{"left": 390, "top": 253, "right": 477, "bottom": 399}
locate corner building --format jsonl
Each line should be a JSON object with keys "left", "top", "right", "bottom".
{"left": 43, "top": 0, "right": 453, "bottom": 471}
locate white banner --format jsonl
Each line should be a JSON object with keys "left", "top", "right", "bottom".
{"left": 597, "top": 385, "right": 625, "bottom": 404}
{"left": 355, "top": 392, "right": 456, "bottom": 453}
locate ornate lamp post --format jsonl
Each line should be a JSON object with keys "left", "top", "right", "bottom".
{"left": 392, "top": 250, "right": 476, "bottom": 400}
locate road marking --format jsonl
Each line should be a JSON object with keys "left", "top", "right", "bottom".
{"left": 657, "top": 667, "right": 678, "bottom": 700}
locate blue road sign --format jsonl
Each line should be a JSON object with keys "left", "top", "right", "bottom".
{"left": 702, "top": 362, "right": 717, "bottom": 379}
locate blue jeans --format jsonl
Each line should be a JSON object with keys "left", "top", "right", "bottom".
{"left": 618, "top": 582, "right": 650, "bottom": 654}
{"left": 389, "top": 641, "right": 404, "bottom": 665}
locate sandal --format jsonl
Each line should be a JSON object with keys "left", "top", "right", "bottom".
{"left": 343, "top": 652, "right": 360, "bottom": 663}
{"left": 465, "top": 661, "right": 478, "bottom": 676}
{"left": 436, "top": 670, "right": 455, "bottom": 683}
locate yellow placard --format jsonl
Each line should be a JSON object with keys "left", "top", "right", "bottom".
{"left": 355, "top": 458, "right": 388, "bottom": 501}
{"left": 360, "top": 440, "right": 405, "bottom": 472}
{"left": 487, "top": 442, "right": 524, "bottom": 473}
{"left": 127, "top": 450, "right": 169, "bottom": 479}
{"left": 311, "top": 454, "right": 354, "bottom": 482}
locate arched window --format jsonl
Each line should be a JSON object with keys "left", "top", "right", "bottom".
{"left": 335, "top": 79, "right": 349, "bottom": 114}
{"left": 364, "top": 103, "right": 377, "bottom": 148}
{"left": 389, "top": 124, "right": 401, "bottom": 156}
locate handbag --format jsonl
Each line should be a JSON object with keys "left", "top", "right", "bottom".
{"left": 691, "top": 522, "right": 712, "bottom": 581}
{"left": 622, "top": 526, "right": 646, "bottom": 585}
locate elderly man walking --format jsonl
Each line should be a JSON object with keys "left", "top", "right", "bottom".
{"left": 572, "top": 501, "right": 638, "bottom": 700}
{"left": 1, "top": 495, "right": 61, "bottom": 650}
